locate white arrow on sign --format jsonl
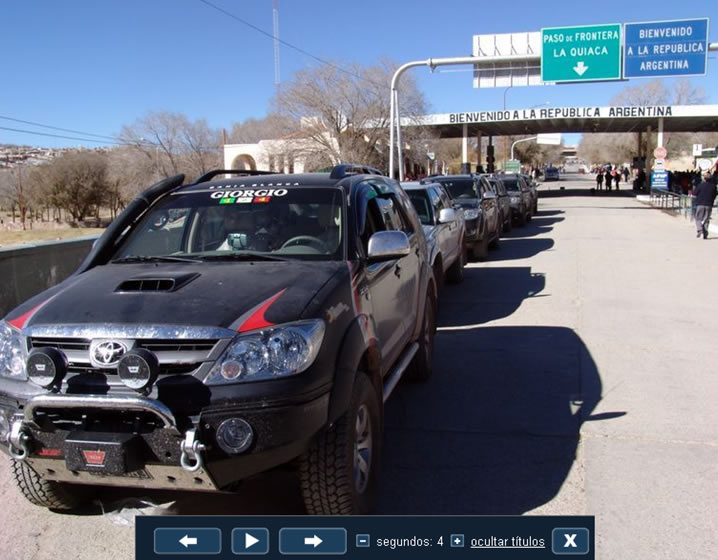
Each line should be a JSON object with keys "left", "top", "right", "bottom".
{"left": 573, "top": 61, "right": 588, "bottom": 76}
{"left": 304, "top": 535, "right": 323, "bottom": 548}
{"left": 245, "top": 533, "right": 259, "bottom": 549}
{"left": 179, "top": 535, "right": 198, "bottom": 548}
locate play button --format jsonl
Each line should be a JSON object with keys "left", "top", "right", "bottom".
{"left": 232, "top": 528, "right": 269, "bottom": 555}
{"left": 246, "top": 533, "right": 259, "bottom": 549}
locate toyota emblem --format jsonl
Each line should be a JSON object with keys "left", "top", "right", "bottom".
{"left": 90, "top": 340, "right": 128, "bottom": 367}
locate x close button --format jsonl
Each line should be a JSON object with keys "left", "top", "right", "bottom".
{"left": 279, "top": 528, "right": 347, "bottom": 555}
{"left": 154, "top": 528, "right": 221, "bottom": 555}
{"left": 552, "top": 527, "right": 590, "bottom": 555}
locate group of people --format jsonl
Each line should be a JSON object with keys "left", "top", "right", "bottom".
{"left": 669, "top": 169, "right": 707, "bottom": 195}
{"left": 595, "top": 166, "right": 630, "bottom": 191}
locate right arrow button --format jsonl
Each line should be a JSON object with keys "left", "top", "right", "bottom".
{"left": 279, "top": 528, "right": 347, "bottom": 555}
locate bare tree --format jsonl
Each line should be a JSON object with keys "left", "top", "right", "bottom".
{"left": 579, "top": 78, "right": 710, "bottom": 165}
{"left": 611, "top": 79, "right": 669, "bottom": 107}
{"left": 272, "top": 59, "right": 428, "bottom": 172}
{"left": 228, "top": 114, "right": 298, "bottom": 144}
{"left": 119, "top": 112, "right": 222, "bottom": 181}
{"left": 0, "top": 168, "right": 37, "bottom": 229}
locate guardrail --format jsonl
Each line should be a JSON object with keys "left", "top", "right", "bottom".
{"left": 0, "top": 235, "right": 99, "bottom": 317}
{"left": 649, "top": 188, "right": 695, "bottom": 220}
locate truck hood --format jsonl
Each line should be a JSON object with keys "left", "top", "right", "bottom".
{"left": 13, "top": 261, "right": 345, "bottom": 331}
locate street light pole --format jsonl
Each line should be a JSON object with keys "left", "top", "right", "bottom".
{"left": 502, "top": 86, "right": 512, "bottom": 170}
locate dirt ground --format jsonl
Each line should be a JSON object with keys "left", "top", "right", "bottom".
{"left": 0, "top": 227, "right": 104, "bottom": 248}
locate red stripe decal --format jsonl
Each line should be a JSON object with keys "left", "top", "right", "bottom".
{"left": 237, "top": 289, "right": 286, "bottom": 333}
{"left": 7, "top": 302, "right": 44, "bottom": 330}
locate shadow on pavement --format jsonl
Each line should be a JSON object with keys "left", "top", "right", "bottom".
{"left": 539, "top": 188, "right": 637, "bottom": 198}
{"left": 377, "top": 325, "right": 606, "bottom": 514}
{"left": 438, "top": 267, "right": 545, "bottom": 327}
{"left": 533, "top": 210, "right": 564, "bottom": 217}
{"left": 488, "top": 238, "right": 555, "bottom": 261}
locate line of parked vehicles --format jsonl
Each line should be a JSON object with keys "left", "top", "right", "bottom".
{"left": 403, "top": 172, "right": 539, "bottom": 289}
{"left": 0, "top": 164, "right": 540, "bottom": 517}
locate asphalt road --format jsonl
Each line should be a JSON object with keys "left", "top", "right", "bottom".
{"left": 1, "top": 174, "right": 716, "bottom": 559}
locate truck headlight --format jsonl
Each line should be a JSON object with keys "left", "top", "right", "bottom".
{"left": 0, "top": 322, "right": 26, "bottom": 381}
{"left": 510, "top": 196, "right": 520, "bottom": 204}
{"left": 204, "top": 320, "right": 325, "bottom": 385}
{"left": 463, "top": 208, "right": 480, "bottom": 221}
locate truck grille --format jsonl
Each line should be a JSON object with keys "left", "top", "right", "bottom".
{"left": 30, "top": 337, "right": 91, "bottom": 352}
{"left": 27, "top": 337, "right": 222, "bottom": 379}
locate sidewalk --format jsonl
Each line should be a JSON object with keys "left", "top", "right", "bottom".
{"left": 636, "top": 193, "right": 718, "bottom": 235}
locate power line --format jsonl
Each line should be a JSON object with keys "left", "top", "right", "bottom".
{"left": 196, "top": 0, "right": 383, "bottom": 88}
{"left": 0, "top": 125, "right": 136, "bottom": 146}
{"left": 0, "top": 115, "right": 120, "bottom": 142}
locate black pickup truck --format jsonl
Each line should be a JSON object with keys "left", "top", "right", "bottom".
{"left": 0, "top": 164, "right": 436, "bottom": 515}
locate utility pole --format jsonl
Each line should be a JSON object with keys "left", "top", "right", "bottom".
{"left": 273, "top": 0, "right": 280, "bottom": 92}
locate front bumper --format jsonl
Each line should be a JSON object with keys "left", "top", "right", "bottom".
{"left": 0, "top": 390, "right": 329, "bottom": 491}
{"left": 463, "top": 218, "right": 481, "bottom": 245}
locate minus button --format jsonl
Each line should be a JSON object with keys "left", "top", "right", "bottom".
{"left": 356, "top": 534, "right": 370, "bottom": 548}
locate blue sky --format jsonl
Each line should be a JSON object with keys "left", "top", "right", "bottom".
{"left": 1, "top": 0, "right": 716, "bottom": 148}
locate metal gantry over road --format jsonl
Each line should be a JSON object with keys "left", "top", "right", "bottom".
{"left": 388, "top": 18, "right": 717, "bottom": 179}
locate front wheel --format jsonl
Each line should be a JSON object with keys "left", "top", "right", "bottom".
{"left": 405, "top": 294, "right": 436, "bottom": 382}
{"left": 300, "top": 374, "right": 381, "bottom": 515}
{"left": 518, "top": 208, "right": 527, "bottom": 227}
{"left": 11, "top": 460, "right": 91, "bottom": 510}
{"left": 472, "top": 233, "right": 489, "bottom": 261}
{"left": 446, "top": 245, "right": 465, "bottom": 284}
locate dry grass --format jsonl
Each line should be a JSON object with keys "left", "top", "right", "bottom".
{"left": 0, "top": 228, "right": 104, "bottom": 248}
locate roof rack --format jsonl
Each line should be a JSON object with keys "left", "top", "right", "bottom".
{"left": 193, "top": 169, "right": 276, "bottom": 184}
{"left": 329, "top": 163, "right": 383, "bottom": 179}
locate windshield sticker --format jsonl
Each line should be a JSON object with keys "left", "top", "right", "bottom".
{"left": 210, "top": 188, "right": 288, "bottom": 200}
{"left": 236, "top": 197, "right": 253, "bottom": 203}
{"left": 219, "top": 198, "right": 235, "bottom": 204}
{"left": 253, "top": 196, "right": 271, "bottom": 203}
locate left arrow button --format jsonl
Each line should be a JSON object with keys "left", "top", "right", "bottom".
{"left": 154, "top": 528, "right": 222, "bottom": 555}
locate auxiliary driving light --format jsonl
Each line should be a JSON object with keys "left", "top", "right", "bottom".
{"left": 216, "top": 418, "right": 254, "bottom": 454}
{"left": 117, "top": 349, "right": 159, "bottom": 392}
{"left": 26, "top": 347, "right": 67, "bottom": 388}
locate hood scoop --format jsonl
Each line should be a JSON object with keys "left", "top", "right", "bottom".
{"left": 116, "top": 272, "right": 200, "bottom": 293}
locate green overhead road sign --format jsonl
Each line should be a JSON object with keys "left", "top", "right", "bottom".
{"left": 541, "top": 24, "right": 622, "bottom": 83}
{"left": 505, "top": 159, "right": 521, "bottom": 173}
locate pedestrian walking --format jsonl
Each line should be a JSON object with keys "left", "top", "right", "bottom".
{"left": 693, "top": 171, "right": 717, "bottom": 239}
{"left": 596, "top": 169, "right": 604, "bottom": 190}
{"left": 605, "top": 169, "right": 612, "bottom": 191}
{"left": 622, "top": 167, "right": 629, "bottom": 182}
{"left": 614, "top": 169, "right": 620, "bottom": 190}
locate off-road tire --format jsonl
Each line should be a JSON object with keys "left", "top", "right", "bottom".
{"left": 518, "top": 208, "right": 527, "bottom": 227}
{"left": 489, "top": 223, "right": 501, "bottom": 249}
{"left": 11, "top": 460, "right": 88, "bottom": 510}
{"left": 472, "top": 233, "right": 489, "bottom": 261}
{"left": 300, "top": 374, "right": 381, "bottom": 515}
{"left": 405, "top": 294, "right": 436, "bottom": 382}
{"left": 446, "top": 246, "right": 465, "bottom": 284}
{"left": 433, "top": 259, "right": 444, "bottom": 293}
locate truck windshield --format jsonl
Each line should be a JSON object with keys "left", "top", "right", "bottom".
{"left": 115, "top": 187, "right": 345, "bottom": 261}
{"left": 502, "top": 179, "right": 520, "bottom": 191}
{"left": 437, "top": 179, "right": 476, "bottom": 200}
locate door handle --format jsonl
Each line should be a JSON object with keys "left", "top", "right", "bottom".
{"left": 394, "top": 264, "right": 401, "bottom": 278}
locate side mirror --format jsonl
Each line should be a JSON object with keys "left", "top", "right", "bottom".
{"left": 367, "top": 231, "right": 410, "bottom": 262}
{"left": 438, "top": 208, "right": 457, "bottom": 224}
